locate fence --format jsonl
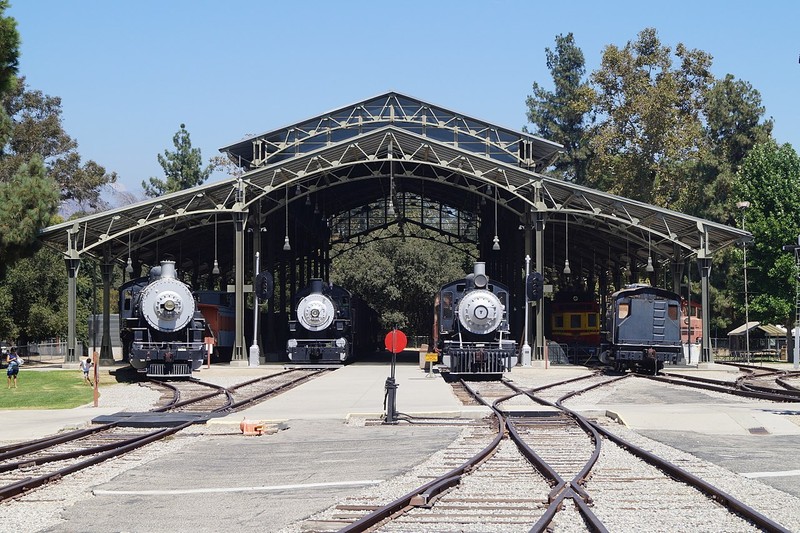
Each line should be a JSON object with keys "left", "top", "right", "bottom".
{"left": 10, "top": 340, "right": 84, "bottom": 365}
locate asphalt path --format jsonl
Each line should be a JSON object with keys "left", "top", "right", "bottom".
{"left": 43, "top": 419, "right": 462, "bottom": 533}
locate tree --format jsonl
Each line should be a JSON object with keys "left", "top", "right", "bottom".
{"left": 1, "top": 79, "right": 116, "bottom": 204}
{"left": 588, "top": 28, "right": 714, "bottom": 209}
{"left": 0, "top": 0, "right": 19, "bottom": 144}
{"left": 525, "top": 33, "right": 595, "bottom": 184}
{"left": 143, "top": 123, "right": 213, "bottom": 197}
{"left": 0, "top": 246, "right": 95, "bottom": 346}
{"left": 691, "top": 74, "right": 774, "bottom": 221}
{"left": 731, "top": 142, "right": 800, "bottom": 337}
{"left": 0, "top": 155, "right": 58, "bottom": 250}
{"left": 0, "top": 79, "right": 117, "bottom": 261}
{"left": 331, "top": 228, "right": 474, "bottom": 337}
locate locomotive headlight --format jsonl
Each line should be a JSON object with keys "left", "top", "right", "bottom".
{"left": 335, "top": 337, "right": 347, "bottom": 348}
{"left": 163, "top": 300, "right": 176, "bottom": 312}
{"left": 287, "top": 339, "right": 298, "bottom": 349}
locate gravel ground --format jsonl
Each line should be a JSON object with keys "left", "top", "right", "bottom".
{"left": 2, "top": 373, "right": 798, "bottom": 532}
{"left": 0, "top": 382, "right": 188, "bottom": 533}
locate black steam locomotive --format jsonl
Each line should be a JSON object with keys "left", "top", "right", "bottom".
{"left": 600, "top": 284, "right": 683, "bottom": 373}
{"left": 286, "top": 279, "right": 379, "bottom": 365}
{"left": 119, "top": 260, "right": 208, "bottom": 378}
{"left": 435, "top": 262, "right": 517, "bottom": 378}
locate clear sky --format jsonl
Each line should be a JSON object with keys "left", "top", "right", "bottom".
{"left": 8, "top": 1, "right": 799, "bottom": 201}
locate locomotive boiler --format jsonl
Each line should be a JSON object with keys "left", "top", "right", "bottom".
{"left": 435, "top": 262, "right": 517, "bottom": 378}
{"left": 287, "top": 279, "right": 379, "bottom": 365}
{"left": 600, "top": 284, "right": 683, "bottom": 373}
{"left": 119, "top": 260, "right": 208, "bottom": 377}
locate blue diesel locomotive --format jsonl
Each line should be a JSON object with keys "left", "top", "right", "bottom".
{"left": 600, "top": 284, "right": 683, "bottom": 373}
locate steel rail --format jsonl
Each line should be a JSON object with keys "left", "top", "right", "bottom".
{"left": 504, "top": 377, "right": 624, "bottom": 532}
{"left": 147, "top": 378, "right": 182, "bottom": 408}
{"left": 0, "top": 424, "right": 117, "bottom": 461}
{"left": 0, "top": 427, "right": 169, "bottom": 474}
{"left": 554, "top": 378, "right": 792, "bottom": 533}
{"left": 644, "top": 374, "right": 800, "bottom": 402}
{"left": 338, "top": 379, "right": 506, "bottom": 532}
{"left": 0, "top": 422, "right": 192, "bottom": 502}
{"left": 662, "top": 370, "right": 800, "bottom": 400}
{"left": 0, "top": 369, "right": 327, "bottom": 503}
{"left": 222, "top": 369, "right": 328, "bottom": 411}
{"left": 776, "top": 376, "right": 800, "bottom": 391}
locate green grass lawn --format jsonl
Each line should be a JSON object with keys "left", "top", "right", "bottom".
{"left": 2, "top": 369, "right": 115, "bottom": 409}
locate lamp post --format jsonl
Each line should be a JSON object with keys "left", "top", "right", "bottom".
{"left": 782, "top": 238, "right": 800, "bottom": 370}
{"left": 737, "top": 201, "right": 751, "bottom": 363}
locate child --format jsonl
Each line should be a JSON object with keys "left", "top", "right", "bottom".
{"left": 6, "top": 348, "right": 19, "bottom": 389}
{"left": 80, "top": 357, "right": 94, "bottom": 386}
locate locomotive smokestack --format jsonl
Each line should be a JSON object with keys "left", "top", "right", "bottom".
{"left": 309, "top": 279, "right": 325, "bottom": 294}
{"left": 473, "top": 262, "right": 488, "bottom": 288}
{"left": 159, "top": 260, "right": 177, "bottom": 280}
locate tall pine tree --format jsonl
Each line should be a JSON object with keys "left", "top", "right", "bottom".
{"left": 143, "top": 123, "right": 213, "bottom": 197}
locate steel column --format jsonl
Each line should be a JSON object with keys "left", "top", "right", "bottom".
{"left": 64, "top": 255, "right": 80, "bottom": 365}
{"left": 233, "top": 179, "right": 247, "bottom": 363}
{"left": 698, "top": 257, "right": 713, "bottom": 364}
{"left": 100, "top": 259, "right": 115, "bottom": 365}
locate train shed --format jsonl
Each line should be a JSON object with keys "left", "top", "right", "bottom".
{"left": 36, "top": 92, "right": 749, "bottom": 366}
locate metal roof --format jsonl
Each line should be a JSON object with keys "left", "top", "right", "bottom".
{"left": 38, "top": 91, "right": 748, "bottom": 276}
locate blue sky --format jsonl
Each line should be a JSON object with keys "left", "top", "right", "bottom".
{"left": 8, "top": 1, "right": 799, "bottom": 200}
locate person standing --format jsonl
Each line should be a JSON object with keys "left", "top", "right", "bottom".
{"left": 6, "top": 348, "right": 19, "bottom": 388}
{"left": 80, "top": 357, "right": 94, "bottom": 386}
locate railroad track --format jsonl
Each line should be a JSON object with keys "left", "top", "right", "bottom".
{"left": 0, "top": 368, "right": 326, "bottom": 502}
{"left": 295, "top": 374, "right": 794, "bottom": 532}
{"left": 655, "top": 366, "right": 800, "bottom": 402}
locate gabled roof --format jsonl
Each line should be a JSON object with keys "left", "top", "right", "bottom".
{"left": 728, "top": 322, "right": 786, "bottom": 336}
{"left": 37, "top": 91, "right": 749, "bottom": 277}
{"left": 220, "top": 91, "right": 563, "bottom": 173}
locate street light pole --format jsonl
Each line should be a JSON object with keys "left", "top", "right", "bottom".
{"left": 781, "top": 238, "right": 800, "bottom": 371}
{"left": 737, "top": 201, "right": 751, "bottom": 363}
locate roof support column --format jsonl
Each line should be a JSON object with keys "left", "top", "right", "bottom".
{"left": 63, "top": 242, "right": 80, "bottom": 366}
{"left": 698, "top": 257, "right": 713, "bottom": 364}
{"left": 697, "top": 223, "right": 713, "bottom": 365}
{"left": 232, "top": 179, "right": 247, "bottom": 365}
{"left": 521, "top": 207, "right": 533, "bottom": 366}
{"left": 100, "top": 256, "right": 115, "bottom": 365}
{"left": 533, "top": 182, "right": 546, "bottom": 367}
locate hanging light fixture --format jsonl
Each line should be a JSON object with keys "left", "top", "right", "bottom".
{"left": 387, "top": 174, "right": 395, "bottom": 217}
{"left": 622, "top": 233, "right": 631, "bottom": 277}
{"left": 563, "top": 213, "right": 571, "bottom": 275}
{"left": 212, "top": 214, "right": 220, "bottom": 275}
{"left": 646, "top": 231, "right": 654, "bottom": 272}
{"left": 387, "top": 141, "right": 396, "bottom": 217}
{"left": 283, "top": 186, "right": 291, "bottom": 251}
{"left": 125, "top": 232, "right": 134, "bottom": 275}
{"left": 295, "top": 184, "right": 301, "bottom": 196}
{"left": 492, "top": 184, "right": 500, "bottom": 250}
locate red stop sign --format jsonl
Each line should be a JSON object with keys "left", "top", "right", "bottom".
{"left": 384, "top": 330, "right": 408, "bottom": 353}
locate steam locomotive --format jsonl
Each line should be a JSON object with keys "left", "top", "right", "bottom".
{"left": 435, "top": 262, "right": 517, "bottom": 379}
{"left": 286, "top": 279, "right": 379, "bottom": 365}
{"left": 600, "top": 284, "right": 683, "bottom": 373}
{"left": 119, "top": 260, "right": 218, "bottom": 377}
